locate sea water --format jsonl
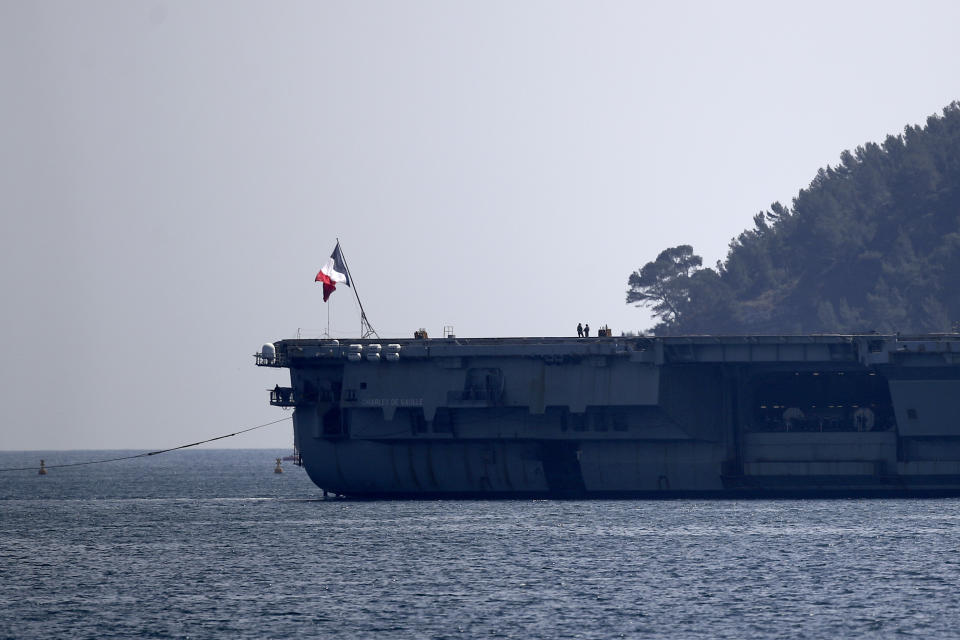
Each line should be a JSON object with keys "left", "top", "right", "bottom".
{"left": 3, "top": 449, "right": 960, "bottom": 639}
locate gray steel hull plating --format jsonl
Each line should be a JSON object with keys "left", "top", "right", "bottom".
{"left": 258, "top": 334, "right": 960, "bottom": 498}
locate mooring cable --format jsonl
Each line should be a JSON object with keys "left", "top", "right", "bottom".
{"left": 0, "top": 416, "right": 292, "bottom": 472}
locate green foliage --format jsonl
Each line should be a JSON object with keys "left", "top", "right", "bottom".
{"left": 626, "top": 245, "right": 702, "bottom": 326}
{"left": 628, "top": 101, "right": 960, "bottom": 335}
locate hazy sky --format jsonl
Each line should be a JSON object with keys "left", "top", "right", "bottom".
{"left": 2, "top": 0, "right": 959, "bottom": 451}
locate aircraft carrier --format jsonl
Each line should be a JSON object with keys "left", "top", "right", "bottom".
{"left": 256, "top": 333, "right": 960, "bottom": 497}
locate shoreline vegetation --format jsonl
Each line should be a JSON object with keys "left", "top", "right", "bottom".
{"left": 628, "top": 101, "right": 960, "bottom": 336}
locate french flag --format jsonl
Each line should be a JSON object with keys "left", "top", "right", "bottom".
{"left": 315, "top": 243, "right": 351, "bottom": 302}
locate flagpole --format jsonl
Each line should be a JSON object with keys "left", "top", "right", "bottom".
{"left": 336, "top": 238, "right": 379, "bottom": 339}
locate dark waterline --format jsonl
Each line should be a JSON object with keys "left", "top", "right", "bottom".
{"left": 3, "top": 450, "right": 960, "bottom": 639}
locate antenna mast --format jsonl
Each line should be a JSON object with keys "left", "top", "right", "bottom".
{"left": 337, "top": 238, "right": 379, "bottom": 339}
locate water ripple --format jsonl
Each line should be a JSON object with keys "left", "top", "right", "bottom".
{"left": 4, "top": 451, "right": 960, "bottom": 638}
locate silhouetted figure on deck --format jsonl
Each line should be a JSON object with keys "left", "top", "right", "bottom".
{"left": 584, "top": 323, "right": 590, "bottom": 337}
{"left": 577, "top": 323, "right": 583, "bottom": 338}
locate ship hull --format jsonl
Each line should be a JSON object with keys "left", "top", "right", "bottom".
{"left": 258, "top": 334, "right": 960, "bottom": 498}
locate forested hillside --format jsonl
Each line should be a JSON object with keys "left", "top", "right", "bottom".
{"left": 627, "top": 102, "right": 960, "bottom": 335}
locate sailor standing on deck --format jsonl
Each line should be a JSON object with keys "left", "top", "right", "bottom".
{"left": 584, "top": 323, "right": 590, "bottom": 337}
{"left": 577, "top": 323, "right": 583, "bottom": 338}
